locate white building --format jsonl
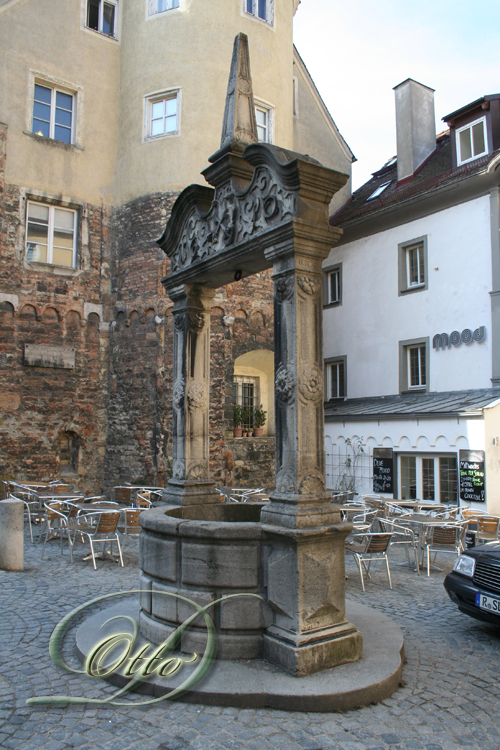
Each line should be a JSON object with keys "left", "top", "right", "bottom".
{"left": 323, "top": 79, "right": 500, "bottom": 514}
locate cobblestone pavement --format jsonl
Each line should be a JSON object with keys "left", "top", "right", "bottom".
{"left": 1, "top": 528, "right": 500, "bottom": 750}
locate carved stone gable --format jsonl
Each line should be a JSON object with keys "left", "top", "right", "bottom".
{"left": 169, "top": 165, "right": 297, "bottom": 275}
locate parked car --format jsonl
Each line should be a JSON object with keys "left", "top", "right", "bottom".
{"left": 444, "top": 543, "right": 500, "bottom": 625}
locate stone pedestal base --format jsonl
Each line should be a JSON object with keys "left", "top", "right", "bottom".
{"left": 263, "top": 621, "right": 363, "bottom": 677}
{"left": 163, "top": 478, "right": 221, "bottom": 506}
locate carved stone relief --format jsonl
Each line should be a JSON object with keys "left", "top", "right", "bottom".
{"left": 173, "top": 312, "right": 186, "bottom": 331}
{"left": 298, "top": 365, "right": 323, "bottom": 403}
{"left": 187, "top": 383, "right": 208, "bottom": 412}
{"left": 297, "top": 276, "right": 319, "bottom": 297}
{"left": 274, "top": 276, "right": 294, "bottom": 302}
{"left": 173, "top": 459, "right": 185, "bottom": 480}
{"left": 187, "top": 310, "right": 205, "bottom": 332}
{"left": 188, "top": 464, "right": 207, "bottom": 480}
{"left": 170, "top": 166, "right": 297, "bottom": 273}
{"left": 275, "top": 469, "right": 296, "bottom": 494}
{"left": 173, "top": 378, "right": 185, "bottom": 411}
{"left": 299, "top": 474, "right": 326, "bottom": 496}
{"left": 275, "top": 365, "right": 295, "bottom": 404}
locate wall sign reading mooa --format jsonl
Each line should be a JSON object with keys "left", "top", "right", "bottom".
{"left": 433, "top": 326, "right": 485, "bottom": 349}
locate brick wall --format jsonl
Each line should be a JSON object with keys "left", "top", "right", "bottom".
{"left": 0, "top": 117, "right": 276, "bottom": 494}
{"left": 0, "top": 124, "right": 111, "bottom": 492}
{"left": 106, "top": 189, "right": 276, "bottom": 492}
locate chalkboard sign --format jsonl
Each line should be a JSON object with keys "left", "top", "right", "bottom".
{"left": 459, "top": 450, "right": 486, "bottom": 504}
{"left": 373, "top": 448, "right": 394, "bottom": 494}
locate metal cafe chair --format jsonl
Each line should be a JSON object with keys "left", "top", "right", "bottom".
{"left": 379, "top": 518, "right": 420, "bottom": 574}
{"left": 345, "top": 532, "right": 393, "bottom": 592}
{"left": 117, "top": 508, "right": 142, "bottom": 539}
{"left": 476, "top": 515, "right": 500, "bottom": 545}
{"left": 73, "top": 511, "right": 124, "bottom": 570}
{"left": 424, "top": 522, "right": 467, "bottom": 577}
{"left": 40, "top": 502, "right": 74, "bottom": 563}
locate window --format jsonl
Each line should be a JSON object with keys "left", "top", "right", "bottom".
{"left": 149, "top": 0, "right": 179, "bottom": 13}
{"left": 233, "top": 375, "right": 259, "bottom": 428}
{"left": 367, "top": 181, "right": 391, "bottom": 201}
{"left": 323, "top": 263, "right": 342, "bottom": 307}
{"left": 456, "top": 117, "right": 488, "bottom": 165}
{"left": 325, "top": 357, "right": 346, "bottom": 400}
{"left": 87, "top": 0, "right": 117, "bottom": 37}
{"left": 32, "top": 84, "right": 73, "bottom": 144}
{"left": 146, "top": 91, "right": 179, "bottom": 139}
{"left": 399, "top": 455, "right": 458, "bottom": 503}
{"left": 399, "top": 337, "right": 429, "bottom": 393}
{"left": 255, "top": 103, "right": 273, "bottom": 143}
{"left": 26, "top": 202, "right": 77, "bottom": 268}
{"left": 244, "top": 0, "right": 272, "bottom": 23}
{"left": 398, "top": 236, "right": 428, "bottom": 295}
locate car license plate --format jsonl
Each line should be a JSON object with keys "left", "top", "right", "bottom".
{"left": 475, "top": 592, "right": 500, "bottom": 613}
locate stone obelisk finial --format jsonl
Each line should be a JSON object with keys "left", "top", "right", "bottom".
{"left": 219, "top": 33, "right": 258, "bottom": 154}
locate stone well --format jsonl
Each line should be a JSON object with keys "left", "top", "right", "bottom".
{"left": 137, "top": 34, "right": 364, "bottom": 678}
{"left": 139, "top": 503, "right": 270, "bottom": 660}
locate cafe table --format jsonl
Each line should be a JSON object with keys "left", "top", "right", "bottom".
{"left": 385, "top": 499, "right": 448, "bottom": 515}
{"left": 397, "top": 513, "right": 460, "bottom": 571}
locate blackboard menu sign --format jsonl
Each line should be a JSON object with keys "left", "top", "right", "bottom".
{"left": 373, "top": 448, "right": 394, "bottom": 494}
{"left": 459, "top": 450, "right": 486, "bottom": 504}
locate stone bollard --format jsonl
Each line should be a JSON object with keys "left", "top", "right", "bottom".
{"left": 0, "top": 498, "right": 24, "bottom": 571}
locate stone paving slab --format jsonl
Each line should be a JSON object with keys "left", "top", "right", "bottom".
{"left": 1, "top": 530, "right": 500, "bottom": 749}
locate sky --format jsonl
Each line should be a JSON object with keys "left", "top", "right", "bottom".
{"left": 293, "top": 0, "right": 500, "bottom": 190}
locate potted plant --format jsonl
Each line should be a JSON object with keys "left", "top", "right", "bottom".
{"left": 253, "top": 404, "right": 267, "bottom": 437}
{"left": 241, "top": 407, "right": 251, "bottom": 436}
{"left": 233, "top": 404, "right": 243, "bottom": 438}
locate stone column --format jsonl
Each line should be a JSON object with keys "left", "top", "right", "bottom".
{"left": 261, "top": 251, "right": 362, "bottom": 676}
{"left": 164, "top": 284, "right": 220, "bottom": 506}
{"left": 0, "top": 499, "right": 24, "bottom": 571}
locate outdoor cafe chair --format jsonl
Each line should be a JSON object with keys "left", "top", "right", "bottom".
{"left": 73, "top": 511, "right": 124, "bottom": 570}
{"left": 345, "top": 532, "right": 393, "bottom": 592}
{"left": 135, "top": 491, "right": 153, "bottom": 508}
{"left": 350, "top": 509, "right": 379, "bottom": 533}
{"left": 40, "top": 502, "right": 73, "bottom": 563}
{"left": 117, "top": 508, "right": 142, "bottom": 539}
{"left": 424, "top": 522, "right": 467, "bottom": 577}
{"left": 362, "top": 496, "right": 387, "bottom": 517}
{"left": 379, "top": 518, "right": 420, "bottom": 574}
{"left": 475, "top": 515, "right": 500, "bottom": 545}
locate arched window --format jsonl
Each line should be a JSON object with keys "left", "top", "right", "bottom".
{"left": 233, "top": 349, "right": 274, "bottom": 435}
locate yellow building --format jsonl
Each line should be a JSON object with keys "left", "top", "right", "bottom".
{"left": 0, "top": 0, "right": 354, "bottom": 490}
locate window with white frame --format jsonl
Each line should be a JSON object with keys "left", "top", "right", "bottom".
{"left": 32, "top": 83, "right": 74, "bottom": 144}
{"left": 244, "top": 0, "right": 273, "bottom": 24}
{"left": 323, "top": 263, "right": 342, "bottom": 307}
{"left": 456, "top": 117, "right": 488, "bottom": 165}
{"left": 399, "top": 338, "right": 428, "bottom": 392}
{"left": 255, "top": 102, "right": 273, "bottom": 143}
{"left": 86, "top": 0, "right": 117, "bottom": 37}
{"left": 398, "top": 236, "right": 427, "bottom": 295}
{"left": 146, "top": 91, "right": 179, "bottom": 139}
{"left": 149, "top": 0, "right": 179, "bottom": 14}
{"left": 325, "top": 357, "right": 346, "bottom": 400}
{"left": 399, "top": 454, "right": 457, "bottom": 503}
{"left": 26, "top": 202, "right": 77, "bottom": 268}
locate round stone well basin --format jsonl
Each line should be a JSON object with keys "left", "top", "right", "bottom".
{"left": 139, "top": 503, "right": 271, "bottom": 660}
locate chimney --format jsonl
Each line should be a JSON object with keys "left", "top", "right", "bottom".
{"left": 393, "top": 79, "right": 436, "bottom": 182}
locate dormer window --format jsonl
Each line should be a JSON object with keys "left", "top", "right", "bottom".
{"left": 456, "top": 117, "right": 487, "bottom": 165}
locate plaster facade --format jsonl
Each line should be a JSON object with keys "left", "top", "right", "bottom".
{"left": 323, "top": 84, "right": 500, "bottom": 514}
{"left": 0, "top": 0, "right": 353, "bottom": 491}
